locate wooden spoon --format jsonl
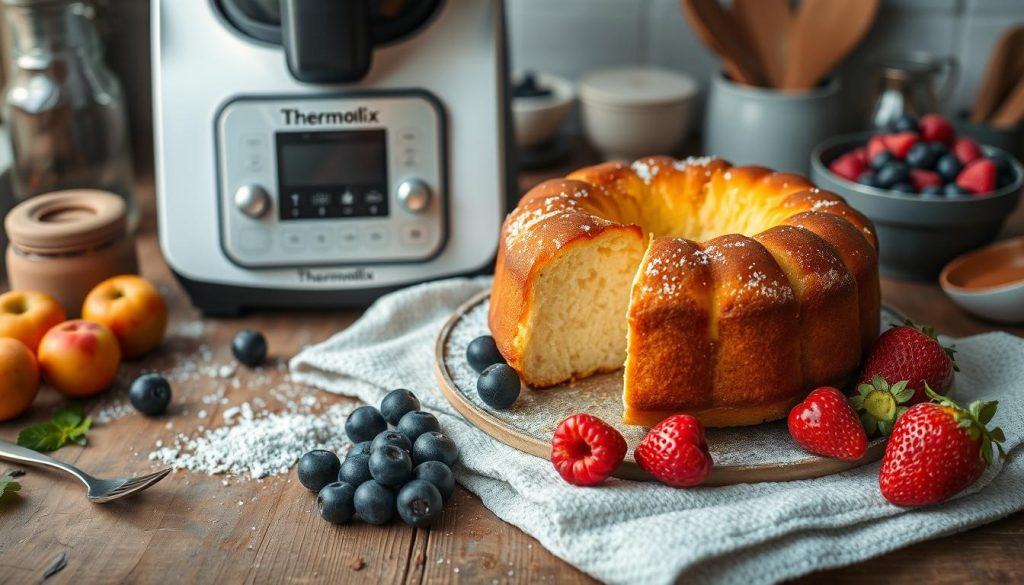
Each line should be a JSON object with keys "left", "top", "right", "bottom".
{"left": 971, "top": 26, "right": 1024, "bottom": 123}
{"left": 991, "top": 76, "right": 1024, "bottom": 128}
{"left": 733, "top": 0, "right": 792, "bottom": 89}
{"left": 782, "top": 0, "right": 880, "bottom": 91}
{"left": 681, "top": 0, "right": 768, "bottom": 87}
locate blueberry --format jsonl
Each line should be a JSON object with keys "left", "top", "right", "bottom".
{"left": 353, "top": 480, "right": 395, "bottom": 525}
{"left": 298, "top": 449, "right": 342, "bottom": 493}
{"left": 936, "top": 154, "right": 963, "bottom": 182}
{"left": 997, "top": 171, "right": 1016, "bottom": 189}
{"left": 379, "top": 388, "right": 421, "bottom": 426}
{"left": 338, "top": 454, "right": 373, "bottom": 487}
{"left": 856, "top": 172, "right": 878, "bottom": 188}
{"left": 345, "top": 405, "right": 387, "bottom": 443}
{"left": 129, "top": 373, "right": 172, "bottom": 416}
{"left": 368, "top": 444, "right": 413, "bottom": 487}
{"left": 874, "top": 161, "right": 910, "bottom": 188}
{"left": 476, "top": 364, "right": 521, "bottom": 409}
{"left": 371, "top": 430, "right": 413, "bottom": 454}
{"left": 317, "top": 481, "right": 356, "bottom": 524}
{"left": 944, "top": 183, "right": 970, "bottom": 197}
{"left": 466, "top": 335, "right": 506, "bottom": 373}
{"left": 888, "top": 112, "right": 919, "bottom": 133}
{"left": 891, "top": 182, "right": 916, "bottom": 194}
{"left": 905, "top": 142, "right": 937, "bottom": 169}
{"left": 231, "top": 330, "right": 267, "bottom": 367}
{"left": 920, "top": 185, "right": 944, "bottom": 197}
{"left": 413, "top": 461, "right": 456, "bottom": 501}
{"left": 412, "top": 432, "right": 459, "bottom": 467}
{"left": 397, "top": 411, "right": 441, "bottom": 444}
{"left": 397, "top": 479, "right": 444, "bottom": 527}
{"left": 992, "top": 153, "right": 1013, "bottom": 175}
{"left": 871, "top": 151, "right": 896, "bottom": 170}
{"left": 927, "top": 141, "right": 949, "bottom": 158}
{"left": 349, "top": 441, "right": 373, "bottom": 457}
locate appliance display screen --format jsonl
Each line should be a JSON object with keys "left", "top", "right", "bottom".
{"left": 276, "top": 130, "right": 389, "bottom": 220}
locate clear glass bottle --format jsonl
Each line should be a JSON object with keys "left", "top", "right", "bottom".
{"left": 1, "top": 0, "right": 137, "bottom": 229}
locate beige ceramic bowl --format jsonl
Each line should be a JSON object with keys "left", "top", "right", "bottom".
{"left": 512, "top": 72, "right": 575, "bottom": 149}
{"left": 940, "top": 236, "right": 1024, "bottom": 324}
{"left": 579, "top": 67, "right": 698, "bottom": 160}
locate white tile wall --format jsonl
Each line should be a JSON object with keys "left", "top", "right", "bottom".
{"left": 507, "top": 0, "right": 1023, "bottom": 129}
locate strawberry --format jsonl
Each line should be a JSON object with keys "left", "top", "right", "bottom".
{"left": 910, "top": 169, "right": 942, "bottom": 191}
{"left": 829, "top": 152, "right": 865, "bottom": 181}
{"left": 919, "top": 113, "right": 954, "bottom": 145}
{"left": 634, "top": 414, "right": 713, "bottom": 487}
{"left": 879, "top": 385, "right": 1007, "bottom": 506}
{"left": 849, "top": 375, "right": 914, "bottom": 436}
{"left": 852, "top": 147, "right": 869, "bottom": 167}
{"left": 882, "top": 132, "right": 919, "bottom": 159}
{"left": 551, "top": 413, "right": 627, "bottom": 486}
{"left": 859, "top": 320, "right": 957, "bottom": 405}
{"left": 787, "top": 386, "right": 868, "bottom": 460}
{"left": 956, "top": 158, "right": 997, "bottom": 195}
{"left": 867, "top": 135, "right": 888, "bottom": 162}
{"left": 953, "top": 137, "right": 983, "bottom": 165}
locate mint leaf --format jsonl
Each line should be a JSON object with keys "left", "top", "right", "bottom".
{"left": 0, "top": 470, "right": 22, "bottom": 500}
{"left": 17, "top": 408, "right": 93, "bottom": 452}
{"left": 52, "top": 406, "right": 84, "bottom": 429}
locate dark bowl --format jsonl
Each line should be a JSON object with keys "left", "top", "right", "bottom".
{"left": 811, "top": 132, "right": 1023, "bottom": 281}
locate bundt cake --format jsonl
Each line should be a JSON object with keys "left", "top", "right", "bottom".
{"left": 489, "top": 156, "right": 880, "bottom": 427}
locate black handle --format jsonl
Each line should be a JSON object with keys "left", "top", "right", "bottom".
{"left": 281, "top": 0, "right": 372, "bottom": 83}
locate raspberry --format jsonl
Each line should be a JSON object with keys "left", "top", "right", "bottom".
{"left": 550, "top": 413, "right": 627, "bottom": 486}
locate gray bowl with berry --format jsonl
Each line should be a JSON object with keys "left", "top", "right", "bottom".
{"left": 811, "top": 114, "right": 1023, "bottom": 281}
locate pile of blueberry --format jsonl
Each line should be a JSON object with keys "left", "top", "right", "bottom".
{"left": 466, "top": 335, "right": 521, "bottom": 409}
{"left": 828, "top": 113, "right": 1018, "bottom": 198}
{"left": 298, "top": 388, "right": 459, "bottom": 527}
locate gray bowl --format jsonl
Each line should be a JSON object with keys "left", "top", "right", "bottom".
{"left": 811, "top": 132, "right": 1023, "bottom": 281}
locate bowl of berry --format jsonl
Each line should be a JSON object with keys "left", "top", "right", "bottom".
{"left": 811, "top": 113, "right": 1023, "bottom": 280}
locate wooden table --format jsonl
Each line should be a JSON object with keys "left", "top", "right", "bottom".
{"left": 1, "top": 158, "right": 1022, "bottom": 584}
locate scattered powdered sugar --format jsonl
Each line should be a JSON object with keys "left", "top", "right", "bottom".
{"left": 149, "top": 401, "right": 355, "bottom": 478}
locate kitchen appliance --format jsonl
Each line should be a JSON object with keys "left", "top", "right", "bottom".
{"left": 152, "top": 0, "right": 513, "bottom": 314}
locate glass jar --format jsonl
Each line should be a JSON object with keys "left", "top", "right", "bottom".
{"left": 0, "top": 0, "right": 137, "bottom": 230}
{"left": 868, "top": 52, "right": 959, "bottom": 131}
{"left": 5, "top": 190, "right": 138, "bottom": 317}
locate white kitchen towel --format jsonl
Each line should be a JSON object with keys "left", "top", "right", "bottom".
{"left": 290, "top": 277, "right": 1024, "bottom": 585}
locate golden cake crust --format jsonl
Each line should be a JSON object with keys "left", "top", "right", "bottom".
{"left": 490, "top": 156, "right": 880, "bottom": 427}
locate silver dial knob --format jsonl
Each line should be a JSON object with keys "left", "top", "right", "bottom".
{"left": 397, "top": 179, "right": 432, "bottom": 213}
{"left": 234, "top": 185, "right": 270, "bottom": 218}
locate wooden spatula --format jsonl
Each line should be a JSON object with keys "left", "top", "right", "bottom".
{"left": 971, "top": 26, "right": 1024, "bottom": 123}
{"left": 782, "top": 0, "right": 880, "bottom": 91}
{"left": 733, "top": 0, "right": 792, "bottom": 89}
{"left": 681, "top": 0, "right": 768, "bottom": 87}
{"left": 991, "top": 76, "right": 1024, "bottom": 128}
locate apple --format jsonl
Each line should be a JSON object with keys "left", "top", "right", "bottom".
{"left": 0, "top": 338, "right": 40, "bottom": 421}
{"left": 82, "top": 275, "right": 167, "bottom": 359}
{"left": 38, "top": 320, "right": 120, "bottom": 398}
{"left": 0, "top": 290, "right": 66, "bottom": 353}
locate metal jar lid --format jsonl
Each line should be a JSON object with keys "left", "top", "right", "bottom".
{"left": 5, "top": 190, "right": 127, "bottom": 255}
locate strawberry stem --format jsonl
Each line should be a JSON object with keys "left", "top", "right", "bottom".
{"left": 924, "top": 383, "right": 1007, "bottom": 466}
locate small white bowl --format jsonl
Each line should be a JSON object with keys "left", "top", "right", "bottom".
{"left": 512, "top": 72, "right": 575, "bottom": 149}
{"left": 940, "top": 236, "right": 1024, "bottom": 324}
{"left": 579, "top": 67, "right": 698, "bottom": 160}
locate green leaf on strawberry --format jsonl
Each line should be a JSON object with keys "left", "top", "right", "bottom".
{"left": 848, "top": 375, "right": 913, "bottom": 437}
{"left": 924, "top": 384, "right": 1006, "bottom": 467}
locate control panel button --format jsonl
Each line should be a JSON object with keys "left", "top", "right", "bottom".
{"left": 280, "top": 229, "right": 305, "bottom": 252}
{"left": 310, "top": 229, "right": 332, "bottom": 250}
{"left": 397, "top": 179, "right": 432, "bottom": 213}
{"left": 338, "top": 228, "right": 362, "bottom": 248}
{"left": 234, "top": 184, "right": 271, "bottom": 218}
{"left": 401, "top": 222, "right": 431, "bottom": 247}
{"left": 365, "top": 227, "right": 390, "bottom": 248}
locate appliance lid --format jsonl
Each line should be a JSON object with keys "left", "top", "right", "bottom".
{"left": 217, "top": 0, "right": 442, "bottom": 83}
{"left": 580, "top": 67, "right": 698, "bottom": 107}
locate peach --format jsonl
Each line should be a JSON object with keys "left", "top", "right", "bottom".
{"left": 0, "top": 338, "right": 40, "bottom": 421}
{"left": 38, "top": 320, "right": 120, "bottom": 398}
{"left": 82, "top": 275, "right": 167, "bottom": 358}
{"left": 0, "top": 290, "right": 66, "bottom": 353}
